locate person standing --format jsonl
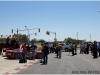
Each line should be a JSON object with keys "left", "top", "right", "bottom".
{"left": 80, "top": 43, "right": 83, "bottom": 54}
{"left": 15, "top": 42, "right": 20, "bottom": 49}
{"left": 55, "top": 45, "right": 59, "bottom": 58}
{"left": 90, "top": 43, "right": 93, "bottom": 55}
{"left": 40, "top": 43, "right": 44, "bottom": 63}
{"left": 93, "top": 41, "right": 98, "bottom": 58}
{"left": 49, "top": 43, "right": 53, "bottom": 53}
{"left": 42, "top": 43, "right": 49, "bottom": 65}
{"left": 30, "top": 43, "right": 37, "bottom": 60}
{"left": 57, "top": 44, "right": 62, "bottom": 59}
{"left": 71, "top": 44, "right": 74, "bottom": 56}
{"left": 97, "top": 42, "right": 100, "bottom": 57}
{"left": 86, "top": 43, "right": 89, "bottom": 54}
{"left": 53, "top": 44, "right": 56, "bottom": 53}
{"left": 74, "top": 44, "right": 77, "bottom": 53}
{"left": 26, "top": 44, "right": 31, "bottom": 59}
{"left": 19, "top": 43, "right": 27, "bottom": 63}
{"left": 84, "top": 43, "right": 87, "bottom": 54}
{"left": 21, "top": 43, "right": 27, "bottom": 58}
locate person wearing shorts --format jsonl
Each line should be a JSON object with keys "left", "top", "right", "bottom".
{"left": 30, "top": 43, "right": 37, "bottom": 60}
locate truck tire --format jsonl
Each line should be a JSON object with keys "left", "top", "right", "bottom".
{"left": 14, "top": 53, "right": 20, "bottom": 59}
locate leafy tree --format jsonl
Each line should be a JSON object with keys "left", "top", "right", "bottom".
{"left": 64, "top": 37, "right": 80, "bottom": 44}
{"left": 38, "top": 39, "right": 46, "bottom": 43}
{"left": 11, "top": 34, "right": 29, "bottom": 43}
{"left": 64, "top": 37, "right": 73, "bottom": 43}
{"left": 31, "top": 38, "right": 37, "bottom": 43}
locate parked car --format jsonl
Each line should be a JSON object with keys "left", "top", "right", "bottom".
{"left": 1, "top": 48, "right": 11, "bottom": 57}
{"left": 5, "top": 48, "right": 42, "bottom": 59}
{"left": 6, "top": 48, "right": 23, "bottom": 59}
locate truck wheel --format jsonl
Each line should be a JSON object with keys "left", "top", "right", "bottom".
{"left": 14, "top": 53, "right": 20, "bottom": 59}
{"left": 37, "top": 54, "right": 42, "bottom": 59}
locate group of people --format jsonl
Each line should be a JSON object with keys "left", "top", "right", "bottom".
{"left": 80, "top": 41, "right": 100, "bottom": 58}
{"left": 40, "top": 43, "right": 79, "bottom": 65}
{"left": 12, "top": 41, "right": 100, "bottom": 64}
{"left": 40, "top": 43, "right": 63, "bottom": 65}
{"left": 21, "top": 43, "right": 37, "bottom": 60}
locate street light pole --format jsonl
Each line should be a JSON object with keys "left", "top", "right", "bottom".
{"left": 24, "top": 26, "right": 40, "bottom": 43}
{"left": 25, "top": 26, "right": 30, "bottom": 43}
{"left": 55, "top": 32, "right": 56, "bottom": 42}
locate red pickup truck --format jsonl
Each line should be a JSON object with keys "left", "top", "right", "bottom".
{"left": 5, "top": 48, "right": 42, "bottom": 59}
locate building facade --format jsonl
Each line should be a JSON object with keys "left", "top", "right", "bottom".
{"left": 0, "top": 35, "right": 12, "bottom": 43}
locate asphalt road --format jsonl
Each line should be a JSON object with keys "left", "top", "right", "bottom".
{"left": 16, "top": 50, "right": 100, "bottom": 74}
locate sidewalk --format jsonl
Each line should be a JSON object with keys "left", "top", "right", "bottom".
{"left": 0, "top": 55, "right": 39, "bottom": 74}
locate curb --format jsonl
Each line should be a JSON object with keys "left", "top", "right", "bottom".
{"left": 3, "top": 59, "right": 39, "bottom": 75}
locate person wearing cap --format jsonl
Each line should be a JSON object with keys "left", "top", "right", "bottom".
{"left": 42, "top": 43, "right": 49, "bottom": 65}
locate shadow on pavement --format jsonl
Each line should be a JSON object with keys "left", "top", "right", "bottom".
{"left": 54, "top": 57, "right": 58, "bottom": 58}
{"left": 4, "top": 57, "right": 18, "bottom": 60}
{"left": 66, "top": 55, "right": 73, "bottom": 56}
{"left": 40, "top": 60, "right": 43, "bottom": 63}
{"left": 40, "top": 63, "right": 47, "bottom": 65}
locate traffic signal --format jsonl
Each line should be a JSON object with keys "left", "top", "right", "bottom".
{"left": 35, "top": 33, "right": 37, "bottom": 36}
{"left": 46, "top": 31, "right": 50, "bottom": 35}
{"left": 12, "top": 29, "right": 13, "bottom": 33}
{"left": 38, "top": 28, "right": 40, "bottom": 32}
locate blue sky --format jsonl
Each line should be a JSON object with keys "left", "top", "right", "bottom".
{"left": 0, "top": 1, "right": 100, "bottom": 42}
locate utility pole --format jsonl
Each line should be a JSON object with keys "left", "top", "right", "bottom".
{"left": 55, "top": 32, "right": 56, "bottom": 42}
{"left": 90, "top": 34, "right": 91, "bottom": 42}
{"left": 77, "top": 32, "right": 78, "bottom": 44}
{"left": 77, "top": 32, "right": 78, "bottom": 40}
{"left": 17, "top": 28, "right": 18, "bottom": 40}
